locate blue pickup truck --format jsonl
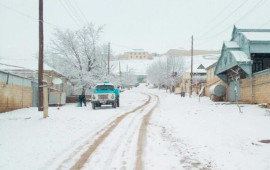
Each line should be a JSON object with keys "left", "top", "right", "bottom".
{"left": 90, "top": 82, "right": 120, "bottom": 109}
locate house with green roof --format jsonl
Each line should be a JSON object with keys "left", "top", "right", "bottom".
{"left": 215, "top": 25, "right": 270, "bottom": 103}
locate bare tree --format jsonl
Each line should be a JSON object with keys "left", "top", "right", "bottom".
{"left": 147, "top": 56, "right": 185, "bottom": 90}
{"left": 230, "top": 67, "right": 243, "bottom": 113}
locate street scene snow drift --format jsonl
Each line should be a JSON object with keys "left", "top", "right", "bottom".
{"left": 1, "top": 0, "right": 270, "bottom": 170}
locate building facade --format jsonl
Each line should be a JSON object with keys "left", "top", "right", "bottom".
{"left": 215, "top": 25, "right": 270, "bottom": 103}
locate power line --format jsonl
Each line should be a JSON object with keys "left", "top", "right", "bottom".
{"left": 198, "top": 0, "right": 236, "bottom": 37}
{"left": 196, "top": 0, "right": 266, "bottom": 46}
{"left": 197, "top": 0, "right": 250, "bottom": 40}
{"left": 70, "top": 0, "right": 89, "bottom": 23}
{"left": 65, "top": 0, "right": 86, "bottom": 24}
{"left": 58, "top": 0, "right": 82, "bottom": 27}
{"left": 0, "top": 2, "right": 62, "bottom": 28}
{"left": 210, "top": 0, "right": 236, "bottom": 23}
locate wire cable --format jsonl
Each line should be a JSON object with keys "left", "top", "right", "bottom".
{"left": 0, "top": 2, "right": 62, "bottom": 29}
{"left": 197, "top": 0, "right": 250, "bottom": 40}
{"left": 58, "top": 0, "right": 82, "bottom": 27}
{"left": 196, "top": 0, "right": 266, "bottom": 47}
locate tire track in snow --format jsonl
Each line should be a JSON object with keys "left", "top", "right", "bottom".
{"left": 69, "top": 94, "right": 152, "bottom": 170}
{"left": 42, "top": 114, "right": 120, "bottom": 170}
{"left": 101, "top": 94, "right": 158, "bottom": 170}
{"left": 135, "top": 94, "right": 160, "bottom": 170}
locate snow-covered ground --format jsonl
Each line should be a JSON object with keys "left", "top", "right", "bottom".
{"left": 1, "top": 85, "right": 270, "bottom": 170}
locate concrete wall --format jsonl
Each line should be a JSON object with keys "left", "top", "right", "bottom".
{"left": 0, "top": 82, "right": 32, "bottom": 113}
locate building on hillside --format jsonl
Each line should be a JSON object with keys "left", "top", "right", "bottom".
{"left": 214, "top": 25, "right": 270, "bottom": 103}
{"left": 0, "top": 71, "right": 33, "bottom": 113}
{"left": 120, "top": 49, "right": 153, "bottom": 60}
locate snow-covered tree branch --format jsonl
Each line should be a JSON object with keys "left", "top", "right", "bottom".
{"left": 147, "top": 56, "right": 185, "bottom": 89}
{"left": 45, "top": 23, "right": 115, "bottom": 88}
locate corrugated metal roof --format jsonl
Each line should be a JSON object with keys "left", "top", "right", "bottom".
{"left": 0, "top": 58, "right": 53, "bottom": 71}
{"left": 241, "top": 32, "right": 270, "bottom": 42}
{"left": 230, "top": 51, "right": 250, "bottom": 62}
{"left": 224, "top": 41, "right": 240, "bottom": 48}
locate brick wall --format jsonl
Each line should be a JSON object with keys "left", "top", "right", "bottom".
{"left": 240, "top": 72, "right": 270, "bottom": 103}
{"left": 0, "top": 82, "right": 32, "bottom": 113}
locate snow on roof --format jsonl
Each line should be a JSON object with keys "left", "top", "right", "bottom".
{"left": 184, "top": 54, "right": 219, "bottom": 73}
{"left": 234, "top": 24, "right": 270, "bottom": 30}
{"left": 241, "top": 32, "right": 270, "bottom": 42}
{"left": 224, "top": 41, "right": 240, "bottom": 48}
{"left": 0, "top": 58, "right": 53, "bottom": 71}
{"left": 96, "top": 82, "right": 114, "bottom": 86}
{"left": 230, "top": 51, "right": 250, "bottom": 62}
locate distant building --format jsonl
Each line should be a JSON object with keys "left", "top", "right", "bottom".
{"left": 120, "top": 49, "right": 153, "bottom": 60}
{"left": 178, "top": 64, "right": 207, "bottom": 95}
{"left": 176, "top": 55, "right": 219, "bottom": 95}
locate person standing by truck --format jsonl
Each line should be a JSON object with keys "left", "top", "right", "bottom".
{"left": 78, "top": 89, "right": 86, "bottom": 107}
{"left": 115, "top": 86, "right": 120, "bottom": 107}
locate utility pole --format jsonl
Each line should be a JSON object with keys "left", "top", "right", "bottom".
{"left": 108, "top": 42, "right": 110, "bottom": 75}
{"left": 190, "top": 35, "right": 193, "bottom": 98}
{"left": 38, "top": 0, "right": 44, "bottom": 112}
{"left": 119, "top": 61, "right": 122, "bottom": 86}
{"left": 166, "top": 57, "right": 168, "bottom": 92}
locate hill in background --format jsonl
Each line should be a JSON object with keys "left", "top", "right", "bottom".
{"left": 165, "top": 49, "right": 220, "bottom": 56}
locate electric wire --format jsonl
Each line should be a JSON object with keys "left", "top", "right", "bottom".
{"left": 0, "top": 2, "right": 62, "bottom": 29}
{"left": 197, "top": 0, "right": 250, "bottom": 40}
{"left": 58, "top": 0, "right": 82, "bottom": 27}
{"left": 196, "top": 0, "right": 267, "bottom": 47}
{"left": 68, "top": 0, "right": 89, "bottom": 24}
{"left": 65, "top": 0, "right": 86, "bottom": 24}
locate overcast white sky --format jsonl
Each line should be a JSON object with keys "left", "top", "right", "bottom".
{"left": 0, "top": 0, "right": 270, "bottom": 59}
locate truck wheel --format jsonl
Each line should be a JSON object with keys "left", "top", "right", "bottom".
{"left": 92, "top": 103, "right": 96, "bottom": 110}
{"left": 117, "top": 99, "right": 120, "bottom": 107}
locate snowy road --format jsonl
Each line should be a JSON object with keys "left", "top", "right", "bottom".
{"left": 67, "top": 93, "right": 158, "bottom": 170}
{"left": 1, "top": 86, "right": 270, "bottom": 170}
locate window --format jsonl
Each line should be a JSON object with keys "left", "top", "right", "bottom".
{"left": 251, "top": 53, "right": 270, "bottom": 73}
{"left": 95, "top": 85, "right": 114, "bottom": 91}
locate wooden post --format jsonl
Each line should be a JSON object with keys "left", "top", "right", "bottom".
{"left": 190, "top": 35, "right": 193, "bottom": 97}
{"left": 38, "top": 0, "right": 44, "bottom": 111}
{"left": 108, "top": 42, "right": 110, "bottom": 75}
{"left": 43, "top": 87, "right": 48, "bottom": 118}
